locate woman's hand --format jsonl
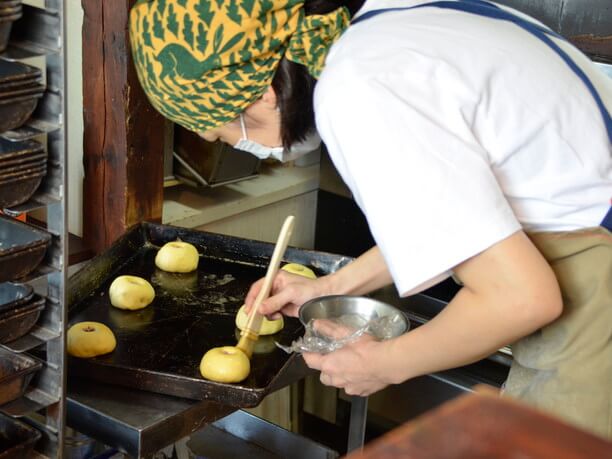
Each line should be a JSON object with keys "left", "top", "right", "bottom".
{"left": 244, "top": 271, "right": 332, "bottom": 319}
{"left": 301, "top": 319, "right": 394, "bottom": 396}
{"left": 303, "top": 340, "right": 393, "bottom": 396}
{"left": 245, "top": 246, "right": 394, "bottom": 319}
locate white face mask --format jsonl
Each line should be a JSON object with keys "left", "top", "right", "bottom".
{"left": 233, "top": 114, "right": 321, "bottom": 162}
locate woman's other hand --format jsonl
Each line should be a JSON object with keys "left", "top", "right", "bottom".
{"left": 303, "top": 327, "right": 393, "bottom": 396}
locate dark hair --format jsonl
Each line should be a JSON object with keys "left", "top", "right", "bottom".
{"left": 272, "top": 0, "right": 365, "bottom": 148}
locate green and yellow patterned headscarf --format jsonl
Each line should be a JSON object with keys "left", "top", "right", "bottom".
{"left": 129, "top": 0, "right": 350, "bottom": 132}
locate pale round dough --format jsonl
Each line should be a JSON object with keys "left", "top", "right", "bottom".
{"left": 67, "top": 321, "right": 116, "bottom": 358}
{"left": 235, "top": 304, "right": 284, "bottom": 335}
{"left": 109, "top": 275, "right": 155, "bottom": 310}
{"left": 155, "top": 241, "right": 199, "bottom": 273}
{"left": 200, "top": 346, "right": 250, "bottom": 383}
{"left": 281, "top": 263, "right": 317, "bottom": 279}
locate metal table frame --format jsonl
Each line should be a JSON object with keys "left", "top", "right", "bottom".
{"left": 67, "top": 378, "right": 236, "bottom": 458}
{"left": 67, "top": 378, "right": 369, "bottom": 458}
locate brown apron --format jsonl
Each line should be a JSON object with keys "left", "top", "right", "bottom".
{"left": 503, "top": 227, "right": 612, "bottom": 439}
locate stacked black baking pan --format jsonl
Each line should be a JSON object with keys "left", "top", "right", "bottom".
{"left": 0, "top": 58, "right": 46, "bottom": 208}
{"left": 0, "top": 214, "right": 50, "bottom": 344}
{"left": 0, "top": 214, "right": 51, "bottom": 282}
{"left": 0, "top": 283, "right": 45, "bottom": 343}
{"left": 0, "top": 1, "right": 50, "bottom": 453}
{"left": 0, "top": 0, "right": 22, "bottom": 53}
{"left": 0, "top": 59, "right": 44, "bottom": 134}
{"left": 0, "top": 214, "right": 48, "bottom": 422}
{"left": 0, "top": 138, "right": 46, "bottom": 208}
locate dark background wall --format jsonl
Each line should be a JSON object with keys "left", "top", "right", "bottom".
{"left": 496, "top": 0, "right": 611, "bottom": 36}
{"left": 496, "top": 0, "right": 612, "bottom": 60}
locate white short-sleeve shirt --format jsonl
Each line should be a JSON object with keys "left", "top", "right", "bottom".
{"left": 314, "top": 0, "right": 612, "bottom": 296}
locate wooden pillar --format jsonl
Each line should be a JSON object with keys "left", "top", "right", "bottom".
{"left": 569, "top": 35, "right": 612, "bottom": 61}
{"left": 82, "top": 0, "right": 165, "bottom": 253}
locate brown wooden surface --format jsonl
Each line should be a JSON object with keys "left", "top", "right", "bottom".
{"left": 82, "top": 0, "right": 165, "bottom": 254}
{"left": 345, "top": 391, "right": 612, "bottom": 459}
{"left": 570, "top": 35, "right": 612, "bottom": 61}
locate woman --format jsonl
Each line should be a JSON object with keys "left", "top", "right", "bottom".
{"left": 129, "top": 0, "right": 611, "bottom": 437}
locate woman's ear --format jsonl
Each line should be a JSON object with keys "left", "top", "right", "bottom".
{"left": 259, "top": 85, "right": 278, "bottom": 109}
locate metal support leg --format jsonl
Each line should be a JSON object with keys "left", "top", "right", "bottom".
{"left": 347, "top": 396, "right": 368, "bottom": 453}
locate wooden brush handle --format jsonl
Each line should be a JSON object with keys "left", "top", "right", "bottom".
{"left": 244, "top": 215, "right": 295, "bottom": 335}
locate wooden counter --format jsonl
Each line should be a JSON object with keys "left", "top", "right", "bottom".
{"left": 345, "top": 391, "right": 611, "bottom": 459}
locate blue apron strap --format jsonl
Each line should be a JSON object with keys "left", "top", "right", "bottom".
{"left": 351, "top": 0, "right": 612, "bottom": 144}
{"left": 601, "top": 206, "right": 612, "bottom": 232}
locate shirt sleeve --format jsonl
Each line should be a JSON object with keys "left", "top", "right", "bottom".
{"left": 314, "top": 68, "right": 522, "bottom": 297}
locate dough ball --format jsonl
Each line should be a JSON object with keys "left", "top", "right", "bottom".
{"left": 235, "top": 304, "right": 284, "bottom": 335}
{"left": 67, "top": 321, "right": 116, "bottom": 358}
{"left": 281, "top": 263, "right": 317, "bottom": 279}
{"left": 155, "top": 241, "right": 199, "bottom": 273}
{"left": 109, "top": 275, "right": 155, "bottom": 310}
{"left": 200, "top": 346, "right": 250, "bottom": 383}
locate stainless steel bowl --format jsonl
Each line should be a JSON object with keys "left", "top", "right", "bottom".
{"left": 299, "top": 295, "right": 409, "bottom": 339}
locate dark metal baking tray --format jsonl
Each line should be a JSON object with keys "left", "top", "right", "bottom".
{"left": 0, "top": 412, "right": 41, "bottom": 459}
{"left": 0, "top": 215, "right": 50, "bottom": 257}
{"left": 0, "top": 164, "right": 44, "bottom": 181}
{"left": 0, "top": 93, "right": 43, "bottom": 132}
{"left": 0, "top": 2, "right": 21, "bottom": 8}
{"left": 0, "top": 83, "right": 43, "bottom": 99}
{"left": 0, "top": 59, "right": 40, "bottom": 85}
{"left": 68, "top": 222, "right": 351, "bottom": 407}
{"left": 0, "top": 171, "right": 44, "bottom": 208}
{"left": 0, "top": 8, "right": 21, "bottom": 18}
{"left": 0, "top": 138, "right": 42, "bottom": 159}
{"left": 0, "top": 168, "right": 45, "bottom": 184}
{"left": 0, "top": 138, "right": 42, "bottom": 160}
{"left": 0, "top": 243, "right": 48, "bottom": 282}
{"left": 0, "top": 1, "right": 21, "bottom": 8}
{"left": 0, "top": 12, "right": 20, "bottom": 21}
{"left": 0, "top": 294, "right": 45, "bottom": 343}
{"left": 0, "top": 0, "right": 21, "bottom": 11}
{"left": 0, "top": 347, "right": 42, "bottom": 405}
{"left": 0, "top": 151, "right": 45, "bottom": 168}
{"left": 0, "top": 216, "right": 51, "bottom": 281}
{"left": 0, "top": 157, "right": 45, "bottom": 175}
{"left": 0, "top": 75, "right": 40, "bottom": 91}
{"left": 0, "top": 282, "right": 32, "bottom": 315}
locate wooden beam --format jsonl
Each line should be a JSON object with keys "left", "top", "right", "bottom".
{"left": 82, "top": 0, "right": 165, "bottom": 254}
{"left": 570, "top": 34, "right": 612, "bottom": 61}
